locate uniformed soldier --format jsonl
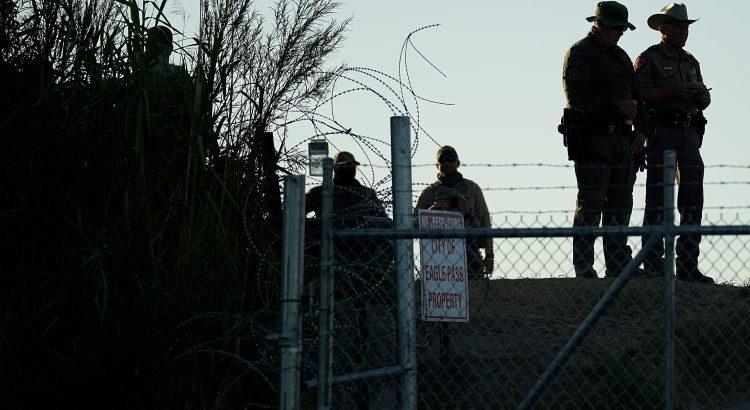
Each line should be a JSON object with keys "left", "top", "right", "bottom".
{"left": 635, "top": 3, "right": 713, "bottom": 283}
{"left": 145, "top": 26, "right": 174, "bottom": 70}
{"left": 141, "top": 26, "right": 198, "bottom": 179}
{"left": 415, "top": 146, "right": 494, "bottom": 278}
{"left": 305, "top": 151, "right": 387, "bottom": 221}
{"left": 305, "top": 150, "right": 390, "bottom": 281}
{"left": 305, "top": 151, "right": 389, "bottom": 409}
{"left": 562, "top": 2, "right": 649, "bottom": 278}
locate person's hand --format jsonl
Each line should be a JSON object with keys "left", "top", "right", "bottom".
{"left": 429, "top": 198, "right": 450, "bottom": 210}
{"left": 617, "top": 99, "right": 637, "bottom": 121}
{"left": 631, "top": 131, "right": 647, "bottom": 153}
{"left": 633, "top": 149, "right": 647, "bottom": 173}
{"left": 672, "top": 83, "right": 703, "bottom": 99}
{"left": 697, "top": 89, "right": 711, "bottom": 107}
{"left": 483, "top": 254, "right": 494, "bottom": 275}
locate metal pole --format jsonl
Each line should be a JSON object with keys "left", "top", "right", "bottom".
{"left": 518, "top": 234, "right": 660, "bottom": 409}
{"left": 391, "top": 115, "right": 417, "bottom": 409}
{"left": 663, "top": 150, "right": 677, "bottom": 410}
{"left": 317, "top": 159, "right": 335, "bottom": 410}
{"left": 279, "top": 175, "right": 306, "bottom": 410}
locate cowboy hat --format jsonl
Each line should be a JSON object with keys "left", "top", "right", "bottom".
{"left": 647, "top": 3, "right": 699, "bottom": 30}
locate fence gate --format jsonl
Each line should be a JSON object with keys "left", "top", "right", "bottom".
{"left": 282, "top": 126, "right": 750, "bottom": 409}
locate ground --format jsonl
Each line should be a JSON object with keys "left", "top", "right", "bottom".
{"left": 413, "top": 277, "right": 750, "bottom": 409}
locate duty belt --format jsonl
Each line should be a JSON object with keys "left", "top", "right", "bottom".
{"left": 581, "top": 122, "right": 627, "bottom": 136}
{"left": 655, "top": 111, "right": 695, "bottom": 128}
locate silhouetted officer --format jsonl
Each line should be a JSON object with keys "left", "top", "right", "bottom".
{"left": 305, "top": 151, "right": 389, "bottom": 409}
{"left": 305, "top": 151, "right": 387, "bottom": 222}
{"left": 415, "top": 146, "right": 494, "bottom": 279}
{"left": 635, "top": 3, "right": 713, "bottom": 283}
{"left": 562, "top": 2, "right": 649, "bottom": 278}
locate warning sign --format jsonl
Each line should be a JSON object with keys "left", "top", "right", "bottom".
{"left": 418, "top": 209, "right": 469, "bottom": 322}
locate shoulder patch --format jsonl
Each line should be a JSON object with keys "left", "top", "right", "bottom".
{"left": 684, "top": 50, "right": 700, "bottom": 65}
{"left": 634, "top": 54, "right": 649, "bottom": 71}
{"left": 566, "top": 67, "right": 581, "bottom": 83}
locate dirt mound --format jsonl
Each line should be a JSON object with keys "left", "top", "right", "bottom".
{"left": 416, "top": 278, "right": 750, "bottom": 408}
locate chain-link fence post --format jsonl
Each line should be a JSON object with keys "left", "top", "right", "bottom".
{"left": 663, "top": 150, "right": 677, "bottom": 410}
{"left": 391, "top": 115, "right": 417, "bottom": 409}
{"left": 317, "top": 158, "right": 335, "bottom": 410}
{"left": 280, "top": 175, "right": 306, "bottom": 410}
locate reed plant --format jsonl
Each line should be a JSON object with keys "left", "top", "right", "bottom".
{"left": 0, "top": 0, "right": 347, "bottom": 407}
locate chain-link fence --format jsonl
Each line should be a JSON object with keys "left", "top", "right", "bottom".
{"left": 313, "top": 222, "right": 750, "bottom": 408}
{"left": 278, "top": 122, "right": 750, "bottom": 409}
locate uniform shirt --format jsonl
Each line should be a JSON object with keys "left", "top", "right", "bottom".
{"left": 414, "top": 172, "right": 492, "bottom": 254}
{"left": 305, "top": 177, "right": 389, "bottom": 266}
{"left": 563, "top": 28, "right": 646, "bottom": 133}
{"left": 634, "top": 42, "right": 703, "bottom": 115}
{"left": 305, "top": 176, "right": 386, "bottom": 223}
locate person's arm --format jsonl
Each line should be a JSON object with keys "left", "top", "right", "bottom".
{"left": 413, "top": 188, "right": 433, "bottom": 227}
{"left": 368, "top": 188, "right": 387, "bottom": 217}
{"left": 695, "top": 60, "right": 711, "bottom": 110}
{"left": 639, "top": 84, "right": 705, "bottom": 104}
{"left": 631, "top": 62, "right": 648, "bottom": 152}
{"left": 414, "top": 188, "right": 432, "bottom": 211}
{"left": 635, "top": 52, "right": 704, "bottom": 104}
{"left": 472, "top": 185, "right": 494, "bottom": 274}
{"left": 305, "top": 187, "right": 321, "bottom": 217}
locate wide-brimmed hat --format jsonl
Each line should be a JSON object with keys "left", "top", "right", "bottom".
{"left": 332, "top": 151, "right": 360, "bottom": 166}
{"left": 585, "top": 1, "right": 636, "bottom": 31}
{"left": 647, "top": 3, "right": 699, "bottom": 30}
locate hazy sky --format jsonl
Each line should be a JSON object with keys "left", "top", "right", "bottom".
{"left": 173, "top": 0, "right": 749, "bottom": 279}
{"left": 174, "top": 0, "right": 749, "bottom": 218}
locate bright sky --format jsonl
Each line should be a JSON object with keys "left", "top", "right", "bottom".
{"left": 174, "top": 1, "right": 750, "bottom": 279}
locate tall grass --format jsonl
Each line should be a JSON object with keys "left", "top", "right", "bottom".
{"left": 0, "top": 0, "right": 347, "bottom": 407}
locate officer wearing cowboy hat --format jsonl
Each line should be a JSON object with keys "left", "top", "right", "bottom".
{"left": 305, "top": 151, "right": 386, "bottom": 221}
{"left": 634, "top": 3, "right": 714, "bottom": 284}
{"left": 562, "top": 1, "right": 649, "bottom": 279}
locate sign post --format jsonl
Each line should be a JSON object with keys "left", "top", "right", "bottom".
{"left": 418, "top": 209, "right": 470, "bottom": 323}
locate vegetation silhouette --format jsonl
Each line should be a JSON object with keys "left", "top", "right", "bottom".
{"left": 0, "top": 0, "right": 347, "bottom": 407}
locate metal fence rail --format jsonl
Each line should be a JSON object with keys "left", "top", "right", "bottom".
{"left": 313, "top": 223, "right": 750, "bottom": 409}
{"left": 333, "top": 225, "right": 750, "bottom": 239}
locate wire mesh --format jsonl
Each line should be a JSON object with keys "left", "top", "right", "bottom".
{"left": 294, "top": 163, "right": 750, "bottom": 408}
{"left": 320, "top": 220, "right": 750, "bottom": 408}
{"left": 270, "top": 16, "right": 750, "bottom": 405}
